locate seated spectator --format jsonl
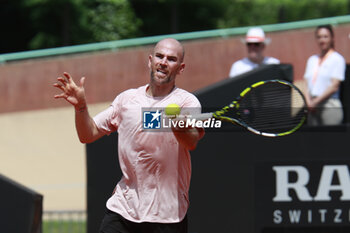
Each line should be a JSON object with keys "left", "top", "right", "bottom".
{"left": 229, "top": 27, "right": 280, "bottom": 78}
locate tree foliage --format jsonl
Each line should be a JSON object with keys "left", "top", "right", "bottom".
{"left": 0, "top": 0, "right": 349, "bottom": 53}
{"left": 26, "top": 0, "right": 141, "bottom": 49}
{"left": 84, "top": 0, "right": 141, "bottom": 42}
{"left": 0, "top": 0, "right": 141, "bottom": 52}
{"left": 129, "top": 0, "right": 226, "bottom": 36}
{"left": 129, "top": 0, "right": 349, "bottom": 36}
{"left": 217, "top": 0, "right": 349, "bottom": 28}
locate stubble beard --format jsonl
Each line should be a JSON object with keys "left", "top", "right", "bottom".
{"left": 150, "top": 70, "right": 174, "bottom": 85}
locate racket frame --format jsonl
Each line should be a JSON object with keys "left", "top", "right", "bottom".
{"left": 194, "top": 79, "right": 307, "bottom": 137}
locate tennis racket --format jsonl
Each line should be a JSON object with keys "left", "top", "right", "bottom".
{"left": 193, "top": 79, "right": 307, "bottom": 137}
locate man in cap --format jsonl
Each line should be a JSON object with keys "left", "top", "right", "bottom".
{"left": 228, "top": 27, "right": 280, "bottom": 78}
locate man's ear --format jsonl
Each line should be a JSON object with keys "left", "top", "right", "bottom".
{"left": 148, "top": 55, "right": 152, "bottom": 68}
{"left": 177, "top": 63, "right": 186, "bottom": 75}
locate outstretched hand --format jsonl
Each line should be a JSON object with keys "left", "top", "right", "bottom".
{"left": 53, "top": 72, "right": 87, "bottom": 110}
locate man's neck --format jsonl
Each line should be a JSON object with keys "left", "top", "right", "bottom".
{"left": 248, "top": 56, "right": 264, "bottom": 65}
{"left": 147, "top": 83, "right": 175, "bottom": 97}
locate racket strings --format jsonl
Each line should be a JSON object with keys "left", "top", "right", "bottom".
{"left": 237, "top": 82, "right": 306, "bottom": 133}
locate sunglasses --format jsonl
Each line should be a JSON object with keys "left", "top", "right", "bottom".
{"left": 247, "top": 43, "right": 263, "bottom": 47}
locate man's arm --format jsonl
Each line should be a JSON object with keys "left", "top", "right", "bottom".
{"left": 171, "top": 119, "right": 205, "bottom": 151}
{"left": 74, "top": 105, "right": 104, "bottom": 143}
{"left": 53, "top": 72, "right": 104, "bottom": 143}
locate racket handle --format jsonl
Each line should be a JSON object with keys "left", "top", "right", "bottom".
{"left": 188, "top": 113, "right": 214, "bottom": 121}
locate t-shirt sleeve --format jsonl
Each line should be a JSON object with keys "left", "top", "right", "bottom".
{"left": 180, "top": 94, "right": 202, "bottom": 116}
{"left": 331, "top": 55, "right": 346, "bottom": 81}
{"left": 229, "top": 62, "right": 240, "bottom": 78}
{"left": 303, "top": 56, "right": 313, "bottom": 80}
{"left": 271, "top": 57, "right": 280, "bottom": 64}
{"left": 93, "top": 95, "right": 121, "bottom": 135}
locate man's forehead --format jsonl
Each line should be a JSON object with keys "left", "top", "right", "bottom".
{"left": 154, "top": 42, "right": 181, "bottom": 54}
{"left": 155, "top": 38, "right": 183, "bottom": 54}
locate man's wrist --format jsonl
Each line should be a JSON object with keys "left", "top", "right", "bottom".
{"left": 75, "top": 104, "right": 87, "bottom": 113}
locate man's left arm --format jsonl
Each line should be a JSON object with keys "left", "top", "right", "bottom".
{"left": 172, "top": 123, "right": 205, "bottom": 151}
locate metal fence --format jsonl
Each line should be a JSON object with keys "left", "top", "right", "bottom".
{"left": 43, "top": 210, "right": 86, "bottom": 233}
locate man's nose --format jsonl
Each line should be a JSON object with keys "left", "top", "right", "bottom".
{"left": 160, "top": 57, "right": 168, "bottom": 65}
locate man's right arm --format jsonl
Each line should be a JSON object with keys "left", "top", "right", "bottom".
{"left": 75, "top": 106, "right": 105, "bottom": 143}
{"left": 54, "top": 72, "right": 105, "bottom": 144}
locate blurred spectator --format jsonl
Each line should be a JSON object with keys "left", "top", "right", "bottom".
{"left": 303, "top": 24, "right": 346, "bottom": 126}
{"left": 229, "top": 27, "right": 280, "bottom": 78}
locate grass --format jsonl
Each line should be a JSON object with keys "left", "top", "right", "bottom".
{"left": 42, "top": 220, "right": 86, "bottom": 233}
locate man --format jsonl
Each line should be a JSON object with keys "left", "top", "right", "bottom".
{"left": 229, "top": 27, "right": 280, "bottom": 78}
{"left": 53, "top": 38, "right": 204, "bottom": 233}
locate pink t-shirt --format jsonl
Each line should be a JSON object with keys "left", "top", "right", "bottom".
{"left": 93, "top": 84, "right": 203, "bottom": 223}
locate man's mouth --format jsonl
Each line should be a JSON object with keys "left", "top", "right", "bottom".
{"left": 156, "top": 69, "right": 167, "bottom": 76}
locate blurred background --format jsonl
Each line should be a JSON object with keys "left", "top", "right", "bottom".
{"left": 2, "top": 0, "right": 350, "bottom": 53}
{"left": 1, "top": 0, "right": 350, "bottom": 233}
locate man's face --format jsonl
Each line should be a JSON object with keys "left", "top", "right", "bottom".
{"left": 246, "top": 42, "right": 265, "bottom": 63}
{"left": 148, "top": 40, "right": 185, "bottom": 86}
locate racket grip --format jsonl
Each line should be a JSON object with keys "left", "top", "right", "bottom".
{"left": 188, "top": 113, "right": 214, "bottom": 121}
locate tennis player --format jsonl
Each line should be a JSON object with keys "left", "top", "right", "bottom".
{"left": 53, "top": 38, "right": 204, "bottom": 233}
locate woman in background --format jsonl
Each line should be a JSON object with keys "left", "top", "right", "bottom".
{"left": 303, "top": 24, "right": 346, "bottom": 126}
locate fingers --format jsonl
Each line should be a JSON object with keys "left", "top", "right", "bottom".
{"left": 53, "top": 72, "right": 85, "bottom": 100}
{"left": 53, "top": 72, "right": 73, "bottom": 100}
{"left": 80, "top": 77, "right": 85, "bottom": 87}
{"left": 53, "top": 83, "right": 68, "bottom": 100}
{"left": 53, "top": 93, "right": 67, "bottom": 99}
{"left": 55, "top": 72, "right": 77, "bottom": 90}
{"left": 62, "top": 72, "right": 77, "bottom": 86}
{"left": 53, "top": 82, "right": 66, "bottom": 92}
{"left": 55, "top": 77, "right": 68, "bottom": 87}
{"left": 63, "top": 72, "right": 72, "bottom": 82}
